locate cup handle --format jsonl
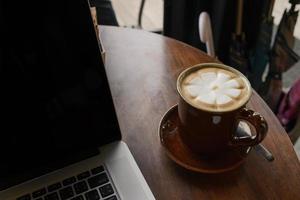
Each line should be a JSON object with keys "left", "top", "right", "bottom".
{"left": 230, "top": 107, "right": 268, "bottom": 147}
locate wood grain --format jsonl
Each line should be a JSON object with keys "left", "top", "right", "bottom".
{"left": 100, "top": 26, "right": 300, "bottom": 200}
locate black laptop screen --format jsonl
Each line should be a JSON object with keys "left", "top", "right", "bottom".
{"left": 0, "top": 0, "right": 121, "bottom": 190}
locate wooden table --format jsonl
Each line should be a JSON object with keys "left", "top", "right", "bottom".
{"left": 100, "top": 26, "right": 300, "bottom": 200}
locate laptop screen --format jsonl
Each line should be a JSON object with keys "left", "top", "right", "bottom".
{"left": 0, "top": 0, "right": 121, "bottom": 190}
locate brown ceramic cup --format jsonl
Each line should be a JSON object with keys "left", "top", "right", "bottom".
{"left": 177, "top": 63, "right": 268, "bottom": 156}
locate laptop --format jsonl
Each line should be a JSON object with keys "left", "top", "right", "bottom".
{"left": 0, "top": 0, "right": 155, "bottom": 199}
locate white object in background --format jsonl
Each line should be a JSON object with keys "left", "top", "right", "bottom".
{"left": 199, "top": 12, "right": 215, "bottom": 57}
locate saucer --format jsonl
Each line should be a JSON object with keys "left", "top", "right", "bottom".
{"left": 159, "top": 104, "right": 252, "bottom": 174}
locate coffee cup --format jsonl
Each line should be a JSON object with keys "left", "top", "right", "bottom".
{"left": 177, "top": 63, "right": 268, "bottom": 156}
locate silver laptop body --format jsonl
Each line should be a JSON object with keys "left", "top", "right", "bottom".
{"left": 0, "top": 0, "right": 155, "bottom": 199}
{"left": 0, "top": 142, "right": 155, "bottom": 200}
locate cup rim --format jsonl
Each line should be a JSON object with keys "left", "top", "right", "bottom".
{"left": 177, "top": 63, "right": 252, "bottom": 113}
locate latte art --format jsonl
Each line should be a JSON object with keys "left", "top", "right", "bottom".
{"left": 180, "top": 67, "right": 250, "bottom": 112}
{"left": 185, "top": 72, "right": 242, "bottom": 104}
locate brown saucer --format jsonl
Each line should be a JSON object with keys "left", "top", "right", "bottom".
{"left": 159, "top": 104, "right": 252, "bottom": 174}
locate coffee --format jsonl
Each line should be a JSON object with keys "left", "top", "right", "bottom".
{"left": 176, "top": 63, "right": 267, "bottom": 156}
{"left": 179, "top": 67, "right": 251, "bottom": 112}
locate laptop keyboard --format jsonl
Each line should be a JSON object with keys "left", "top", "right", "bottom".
{"left": 16, "top": 165, "right": 118, "bottom": 200}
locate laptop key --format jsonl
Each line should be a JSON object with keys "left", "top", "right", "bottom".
{"left": 16, "top": 194, "right": 31, "bottom": 200}
{"left": 99, "top": 184, "right": 114, "bottom": 198}
{"left": 77, "top": 171, "right": 91, "bottom": 180}
{"left": 32, "top": 188, "right": 46, "bottom": 198}
{"left": 91, "top": 165, "right": 104, "bottom": 175}
{"left": 70, "top": 195, "right": 84, "bottom": 200}
{"left": 74, "top": 180, "right": 88, "bottom": 194}
{"left": 88, "top": 173, "right": 109, "bottom": 188}
{"left": 85, "top": 190, "right": 100, "bottom": 200}
{"left": 99, "top": 184, "right": 114, "bottom": 197}
{"left": 59, "top": 186, "right": 74, "bottom": 200}
{"left": 45, "top": 192, "right": 59, "bottom": 200}
{"left": 62, "top": 176, "right": 76, "bottom": 186}
{"left": 48, "top": 182, "right": 62, "bottom": 192}
{"left": 105, "top": 196, "right": 117, "bottom": 200}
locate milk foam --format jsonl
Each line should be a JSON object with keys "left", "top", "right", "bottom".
{"left": 181, "top": 68, "right": 249, "bottom": 111}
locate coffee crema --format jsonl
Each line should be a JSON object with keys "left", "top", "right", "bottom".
{"left": 180, "top": 67, "right": 251, "bottom": 112}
